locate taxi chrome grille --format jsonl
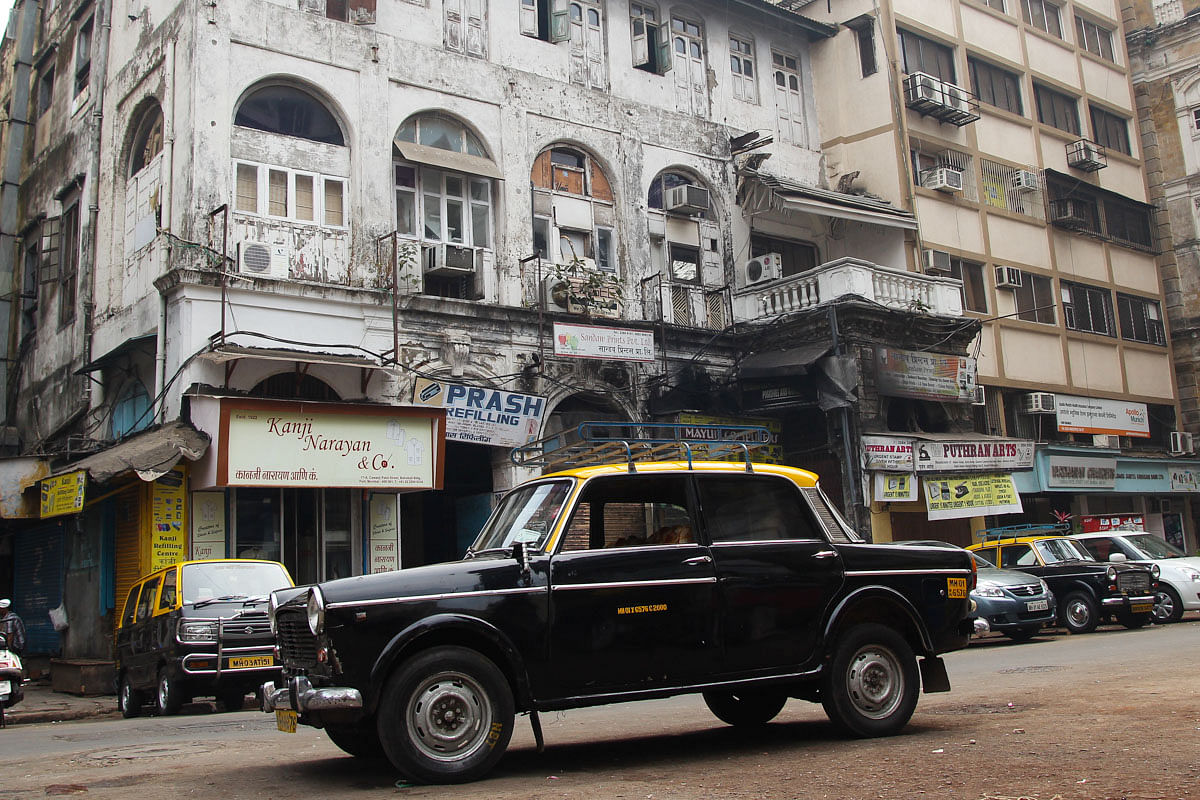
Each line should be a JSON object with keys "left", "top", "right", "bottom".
{"left": 1117, "top": 571, "right": 1150, "bottom": 595}
{"left": 1009, "top": 584, "right": 1041, "bottom": 597}
{"left": 276, "top": 609, "right": 319, "bottom": 668}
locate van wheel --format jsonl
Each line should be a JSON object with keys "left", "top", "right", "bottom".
{"left": 119, "top": 675, "right": 143, "bottom": 719}
{"left": 1061, "top": 592, "right": 1099, "bottom": 634}
{"left": 821, "top": 623, "right": 918, "bottom": 738}
{"left": 702, "top": 690, "right": 787, "bottom": 726}
{"left": 156, "top": 667, "right": 183, "bottom": 716}
{"left": 376, "top": 646, "right": 514, "bottom": 784}
{"left": 326, "top": 720, "right": 386, "bottom": 759}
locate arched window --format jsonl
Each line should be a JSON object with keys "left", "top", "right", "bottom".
{"left": 111, "top": 380, "right": 152, "bottom": 439}
{"left": 234, "top": 85, "right": 344, "bottom": 145}
{"left": 125, "top": 104, "right": 165, "bottom": 256}
{"left": 129, "top": 106, "right": 163, "bottom": 177}
{"left": 249, "top": 372, "right": 340, "bottom": 401}
{"left": 647, "top": 169, "right": 718, "bottom": 290}
{"left": 530, "top": 145, "right": 615, "bottom": 272}
{"left": 648, "top": 171, "right": 711, "bottom": 216}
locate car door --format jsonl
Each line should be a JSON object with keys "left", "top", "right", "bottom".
{"left": 131, "top": 576, "right": 161, "bottom": 688}
{"left": 547, "top": 473, "right": 719, "bottom": 697}
{"left": 697, "top": 473, "right": 843, "bottom": 675}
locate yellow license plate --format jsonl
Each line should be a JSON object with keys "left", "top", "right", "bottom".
{"left": 228, "top": 655, "right": 275, "bottom": 670}
{"left": 275, "top": 709, "right": 298, "bottom": 733}
{"left": 1131, "top": 603, "right": 1153, "bottom": 614}
{"left": 947, "top": 577, "right": 968, "bottom": 599}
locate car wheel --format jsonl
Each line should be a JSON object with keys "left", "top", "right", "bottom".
{"left": 1117, "top": 610, "right": 1152, "bottom": 629}
{"left": 821, "top": 623, "right": 918, "bottom": 738}
{"left": 376, "top": 646, "right": 515, "bottom": 784}
{"left": 1152, "top": 585, "right": 1185, "bottom": 624}
{"left": 326, "top": 719, "right": 386, "bottom": 759}
{"left": 218, "top": 689, "right": 246, "bottom": 712}
{"left": 119, "top": 674, "right": 143, "bottom": 719}
{"left": 702, "top": 690, "right": 787, "bottom": 726}
{"left": 156, "top": 667, "right": 183, "bottom": 716}
{"left": 1061, "top": 592, "right": 1098, "bottom": 634}
{"left": 1004, "top": 626, "right": 1039, "bottom": 642}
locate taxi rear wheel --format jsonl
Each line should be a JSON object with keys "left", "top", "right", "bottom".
{"left": 118, "top": 675, "right": 143, "bottom": 719}
{"left": 821, "top": 623, "right": 918, "bottom": 738}
{"left": 326, "top": 719, "right": 386, "bottom": 759}
{"left": 377, "top": 646, "right": 514, "bottom": 784}
{"left": 702, "top": 690, "right": 787, "bottom": 726}
{"left": 156, "top": 667, "right": 183, "bottom": 716}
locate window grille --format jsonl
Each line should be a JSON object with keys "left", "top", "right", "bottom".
{"left": 980, "top": 159, "right": 1045, "bottom": 220}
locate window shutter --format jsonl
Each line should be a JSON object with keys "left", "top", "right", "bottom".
{"left": 550, "top": 7, "right": 570, "bottom": 43}
{"left": 347, "top": 0, "right": 376, "bottom": 24}
{"left": 466, "top": 0, "right": 486, "bottom": 57}
{"left": 699, "top": 219, "right": 722, "bottom": 287}
{"left": 631, "top": 18, "right": 650, "bottom": 66}
{"left": 39, "top": 216, "right": 61, "bottom": 283}
{"left": 653, "top": 25, "right": 673, "bottom": 74}
{"left": 445, "top": 0, "right": 463, "bottom": 52}
{"left": 520, "top": 0, "right": 539, "bottom": 36}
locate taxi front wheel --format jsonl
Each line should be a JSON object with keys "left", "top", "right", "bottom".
{"left": 821, "top": 623, "right": 918, "bottom": 738}
{"left": 377, "top": 646, "right": 515, "bottom": 784}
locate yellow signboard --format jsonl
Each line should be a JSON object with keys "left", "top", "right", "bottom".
{"left": 923, "top": 473, "right": 1023, "bottom": 521}
{"left": 149, "top": 467, "right": 188, "bottom": 572}
{"left": 40, "top": 471, "right": 86, "bottom": 518}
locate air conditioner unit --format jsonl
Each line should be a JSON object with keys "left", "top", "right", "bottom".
{"left": 904, "top": 72, "right": 942, "bottom": 105}
{"left": 971, "top": 385, "right": 987, "bottom": 406}
{"left": 922, "top": 167, "right": 963, "bottom": 193}
{"left": 995, "top": 266, "right": 1023, "bottom": 289}
{"left": 1010, "top": 169, "right": 1040, "bottom": 193}
{"left": 238, "top": 241, "right": 290, "bottom": 279}
{"left": 943, "top": 83, "right": 971, "bottom": 112}
{"left": 1020, "top": 392, "right": 1057, "bottom": 414}
{"left": 664, "top": 184, "right": 710, "bottom": 215}
{"left": 423, "top": 243, "right": 477, "bottom": 276}
{"left": 1170, "top": 430, "right": 1195, "bottom": 456}
{"left": 543, "top": 275, "right": 584, "bottom": 314}
{"left": 1049, "top": 198, "right": 1088, "bottom": 228}
{"left": 737, "top": 253, "right": 782, "bottom": 289}
{"left": 1067, "top": 139, "right": 1106, "bottom": 171}
{"left": 922, "top": 249, "right": 952, "bottom": 275}
{"left": 1092, "top": 434, "right": 1119, "bottom": 449}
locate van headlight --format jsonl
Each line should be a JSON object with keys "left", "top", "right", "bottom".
{"left": 178, "top": 619, "right": 218, "bottom": 643}
{"left": 307, "top": 588, "right": 325, "bottom": 636}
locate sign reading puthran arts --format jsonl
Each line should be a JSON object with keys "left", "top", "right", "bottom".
{"left": 219, "top": 399, "right": 445, "bottom": 489}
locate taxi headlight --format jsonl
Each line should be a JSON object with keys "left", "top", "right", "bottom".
{"left": 1107, "top": 566, "right": 1118, "bottom": 581}
{"left": 307, "top": 588, "right": 325, "bottom": 636}
{"left": 178, "top": 619, "right": 218, "bottom": 643}
{"left": 268, "top": 591, "right": 280, "bottom": 636}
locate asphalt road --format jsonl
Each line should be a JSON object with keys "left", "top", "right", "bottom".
{"left": 3, "top": 621, "right": 1198, "bottom": 799}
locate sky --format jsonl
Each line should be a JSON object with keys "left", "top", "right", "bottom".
{"left": 0, "top": 1, "right": 16, "bottom": 37}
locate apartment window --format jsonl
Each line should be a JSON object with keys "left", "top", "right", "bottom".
{"left": 979, "top": 0, "right": 1005, "bottom": 9}
{"left": 898, "top": 29, "right": 955, "bottom": 82}
{"left": 950, "top": 257, "right": 987, "bottom": 313}
{"left": 730, "top": 35, "right": 758, "bottom": 103}
{"left": 630, "top": 2, "right": 669, "bottom": 74}
{"left": 1034, "top": 83, "right": 1079, "bottom": 134}
{"left": 523, "top": 0, "right": 569, "bottom": 43}
{"left": 531, "top": 146, "right": 615, "bottom": 272}
{"left": 1117, "top": 294, "right": 1166, "bottom": 345}
{"left": 126, "top": 105, "right": 165, "bottom": 255}
{"left": 236, "top": 163, "right": 347, "bottom": 227}
{"left": 772, "top": 51, "right": 807, "bottom": 147}
{"left": 1193, "top": 106, "right": 1200, "bottom": 134}
{"left": 671, "top": 15, "right": 708, "bottom": 117}
{"left": 1013, "top": 271, "right": 1056, "bottom": 324}
{"left": 845, "top": 16, "right": 877, "bottom": 77}
{"left": 1075, "top": 16, "right": 1114, "bottom": 61}
{"left": 669, "top": 243, "right": 699, "bottom": 284}
{"left": 1061, "top": 281, "right": 1114, "bottom": 336}
{"left": 648, "top": 171, "right": 710, "bottom": 217}
{"left": 1103, "top": 197, "right": 1152, "bottom": 247}
{"left": 74, "top": 16, "right": 92, "bottom": 97}
{"left": 326, "top": 0, "right": 377, "bottom": 23}
{"left": 59, "top": 200, "right": 80, "bottom": 326}
{"left": 234, "top": 85, "right": 344, "bottom": 146}
{"left": 751, "top": 233, "right": 818, "bottom": 278}
{"left": 969, "top": 58, "right": 1022, "bottom": 114}
{"left": 446, "top": 0, "right": 487, "bottom": 58}
{"left": 37, "top": 67, "right": 53, "bottom": 117}
{"left": 19, "top": 235, "right": 38, "bottom": 341}
{"left": 568, "top": 2, "right": 606, "bottom": 90}
{"left": 1091, "top": 107, "right": 1131, "bottom": 156}
{"left": 1022, "top": 0, "right": 1062, "bottom": 38}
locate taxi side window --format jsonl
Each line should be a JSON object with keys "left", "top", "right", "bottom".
{"left": 698, "top": 474, "right": 819, "bottom": 542}
{"left": 1000, "top": 544, "right": 1035, "bottom": 568}
{"left": 135, "top": 576, "right": 161, "bottom": 621}
{"left": 158, "top": 569, "right": 178, "bottom": 612}
{"left": 559, "top": 474, "right": 694, "bottom": 551}
{"left": 976, "top": 546, "right": 998, "bottom": 565}
{"left": 120, "top": 584, "right": 140, "bottom": 628}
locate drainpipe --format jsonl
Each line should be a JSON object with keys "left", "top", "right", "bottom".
{"left": 155, "top": 37, "right": 177, "bottom": 422}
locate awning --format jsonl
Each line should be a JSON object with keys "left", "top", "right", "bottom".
{"left": 58, "top": 420, "right": 210, "bottom": 483}
{"left": 739, "top": 343, "right": 831, "bottom": 380}
{"left": 394, "top": 140, "right": 504, "bottom": 180}
{"left": 197, "top": 345, "right": 387, "bottom": 370}
{"left": 739, "top": 170, "right": 919, "bottom": 231}
{"left": 75, "top": 333, "right": 156, "bottom": 375}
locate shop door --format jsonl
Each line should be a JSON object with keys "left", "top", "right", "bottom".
{"left": 235, "top": 488, "right": 355, "bottom": 583}
{"left": 14, "top": 522, "right": 65, "bottom": 655}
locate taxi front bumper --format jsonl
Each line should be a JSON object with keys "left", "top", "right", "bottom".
{"left": 260, "top": 675, "right": 362, "bottom": 713}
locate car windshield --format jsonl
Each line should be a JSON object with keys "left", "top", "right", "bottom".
{"left": 1035, "top": 538, "right": 1091, "bottom": 564}
{"left": 181, "top": 561, "right": 292, "bottom": 605}
{"left": 471, "top": 479, "right": 573, "bottom": 553}
{"left": 1122, "top": 533, "right": 1186, "bottom": 559}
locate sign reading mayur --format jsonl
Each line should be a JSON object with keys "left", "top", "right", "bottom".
{"left": 414, "top": 378, "right": 547, "bottom": 447}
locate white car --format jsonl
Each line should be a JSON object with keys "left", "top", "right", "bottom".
{"left": 1071, "top": 532, "right": 1200, "bottom": 624}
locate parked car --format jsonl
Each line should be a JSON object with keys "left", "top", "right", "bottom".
{"left": 263, "top": 435, "right": 976, "bottom": 784}
{"left": 1070, "top": 531, "right": 1200, "bottom": 624}
{"left": 116, "top": 559, "right": 293, "bottom": 717}
{"left": 967, "top": 526, "right": 1158, "bottom": 635}
{"left": 890, "top": 541, "right": 1056, "bottom": 641}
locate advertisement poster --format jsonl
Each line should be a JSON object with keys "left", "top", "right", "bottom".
{"left": 874, "top": 347, "right": 977, "bottom": 402}
{"left": 149, "top": 468, "right": 188, "bottom": 572}
{"left": 923, "top": 473, "right": 1023, "bottom": 521}
{"left": 191, "top": 491, "right": 226, "bottom": 560}
{"left": 677, "top": 413, "right": 782, "bottom": 464}
{"left": 874, "top": 472, "right": 918, "bottom": 502}
{"left": 412, "top": 378, "right": 546, "bottom": 447}
{"left": 1079, "top": 514, "right": 1145, "bottom": 533}
{"left": 862, "top": 436, "right": 914, "bottom": 471}
{"left": 40, "top": 470, "right": 86, "bottom": 519}
{"left": 1169, "top": 467, "right": 1200, "bottom": 493}
{"left": 912, "top": 439, "right": 1035, "bottom": 473}
{"left": 1046, "top": 456, "right": 1117, "bottom": 490}
{"left": 1056, "top": 395, "right": 1150, "bottom": 438}
{"left": 369, "top": 493, "right": 400, "bottom": 574}
{"left": 552, "top": 322, "right": 655, "bottom": 362}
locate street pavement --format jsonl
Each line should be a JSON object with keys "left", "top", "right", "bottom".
{"left": 3, "top": 678, "right": 121, "bottom": 726}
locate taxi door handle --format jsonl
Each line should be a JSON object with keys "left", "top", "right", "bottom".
{"left": 812, "top": 550, "right": 839, "bottom": 559}
{"left": 683, "top": 555, "right": 713, "bottom": 566}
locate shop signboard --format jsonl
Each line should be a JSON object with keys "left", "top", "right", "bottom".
{"left": 874, "top": 472, "right": 918, "bottom": 502}
{"left": 219, "top": 399, "right": 445, "bottom": 489}
{"left": 1170, "top": 467, "right": 1200, "bottom": 493}
{"left": 1046, "top": 456, "right": 1117, "bottom": 489}
{"left": 149, "top": 467, "right": 187, "bottom": 572}
{"left": 677, "top": 413, "right": 782, "bottom": 464}
{"left": 912, "top": 439, "right": 1035, "bottom": 473}
{"left": 862, "top": 436, "right": 914, "bottom": 471}
{"left": 369, "top": 493, "right": 400, "bottom": 573}
{"left": 412, "top": 378, "right": 546, "bottom": 447}
{"left": 552, "top": 322, "right": 655, "bottom": 362}
{"left": 923, "top": 473, "right": 1023, "bottom": 521}
{"left": 1056, "top": 395, "right": 1150, "bottom": 438}
{"left": 1080, "top": 514, "right": 1145, "bottom": 533}
{"left": 191, "top": 491, "right": 226, "bottom": 560}
{"left": 873, "top": 348, "right": 977, "bottom": 403}
{"left": 40, "top": 470, "right": 86, "bottom": 518}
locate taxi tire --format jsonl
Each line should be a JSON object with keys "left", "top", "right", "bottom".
{"left": 326, "top": 720, "right": 387, "bottom": 759}
{"left": 377, "top": 646, "right": 515, "bottom": 784}
{"left": 1061, "top": 592, "right": 1099, "bottom": 634}
{"left": 1117, "top": 610, "right": 1151, "bottom": 629}
{"left": 119, "top": 675, "right": 143, "bottom": 719}
{"left": 156, "top": 667, "right": 183, "bottom": 716}
{"left": 821, "top": 623, "right": 918, "bottom": 738}
{"left": 702, "top": 690, "right": 787, "bottom": 726}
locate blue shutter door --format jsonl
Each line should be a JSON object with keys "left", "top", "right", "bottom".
{"left": 14, "top": 522, "right": 65, "bottom": 655}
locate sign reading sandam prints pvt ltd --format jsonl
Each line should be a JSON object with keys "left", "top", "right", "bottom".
{"left": 923, "top": 473, "right": 1023, "bottom": 521}
{"left": 40, "top": 470, "right": 86, "bottom": 518}
{"left": 552, "top": 322, "right": 655, "bottom": 362}
{"left": 218, "top": 399, "right": 445, "bottom": 489}
{"left": 1046, "top": 456, "right": 1117, "bottom": 490}
{"left": 913, "top": 439, "right": 1035, "bottom": 473}
{"left": 874, "top": 347, "right": 977, "bottom": 403}
{"left": 412, "top": 378, "right": 547, "bottom": 447}
{"left": 1056, "top": 394, "right": 1150, "bottom": 438}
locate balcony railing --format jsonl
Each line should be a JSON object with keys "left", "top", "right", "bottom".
{"left": 732, "top": 257, "right": 965, "bottom": 321}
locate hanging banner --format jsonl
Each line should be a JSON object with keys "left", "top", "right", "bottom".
{"left": 862, "top": 436, "right": 914, "bottom": 471}
{"left": 369, "top": 493, "right": 400, "bottom": 574}
{"left": 874, "top": 472, "right": 918, "bottom": 502}
{"left": 1056, "top": 395, "right": 1150, "bottom": 438}
{"left": 912, "top": 439, "right": 1035, "bottom": 473}
{"left": 412, "top": 378, "right": 546, "bottom": 447}
{"left": 40, "top": 470, "right": 86, "bottom": 518}
{"left": 552, "top": 322, "right": 655, "bottom": 362}
{"left": 923, "top": 473, "right": 1023, "bottom": 520}
{"left": 149, "top": 467, "right": 188, "bottom": 572}
{"left": 1047, "top": 456, "right": 1117, "bottom": 489}
{"left": 874, "top": 347, "right": 977, "bottom": 402}
{"left": 191, "top": 491, "right": 226, "bottom": 560}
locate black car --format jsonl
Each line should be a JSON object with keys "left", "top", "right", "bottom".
{"left": 968, "top": 527, "right": 1158, "bottom": 634}
{"left": 262, "top": 449, "right": 975, "bottom": 784}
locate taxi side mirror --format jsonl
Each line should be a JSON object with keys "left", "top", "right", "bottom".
{"left": 511, "top": 541, "right": 532, "bottom": 578}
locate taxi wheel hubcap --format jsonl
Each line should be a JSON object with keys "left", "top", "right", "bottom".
{"left": 846, "top": 645, "right": 903, "bottom": 720}
{"left": 1066, "top": 601, "right": 1091, "bottom": 627}
{"left": 406, "top": 671, "right": 491, "bottom": 762}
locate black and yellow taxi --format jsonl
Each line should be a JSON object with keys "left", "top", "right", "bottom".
{"left": 116, "top": 559, "right": 293, "bottom": 717}
{"left": 967, "top": 525, "right": 1158, "bottom": 634}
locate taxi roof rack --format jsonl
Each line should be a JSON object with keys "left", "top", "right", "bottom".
{"left": 977, "top": 523, "right": 1069, "bottom": 542}
{"left": 510, "top": 421, "right": 773, "bottom": 474}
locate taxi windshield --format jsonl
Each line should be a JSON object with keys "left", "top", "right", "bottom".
{"left": 181, "top": 561, "right": 292, "bottom": 605}
{"left": 472, "top": 480, "right": 573, "bottom": 553}
{"left": 1035, "top": 538, "right": 1090, "bottom": 564}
